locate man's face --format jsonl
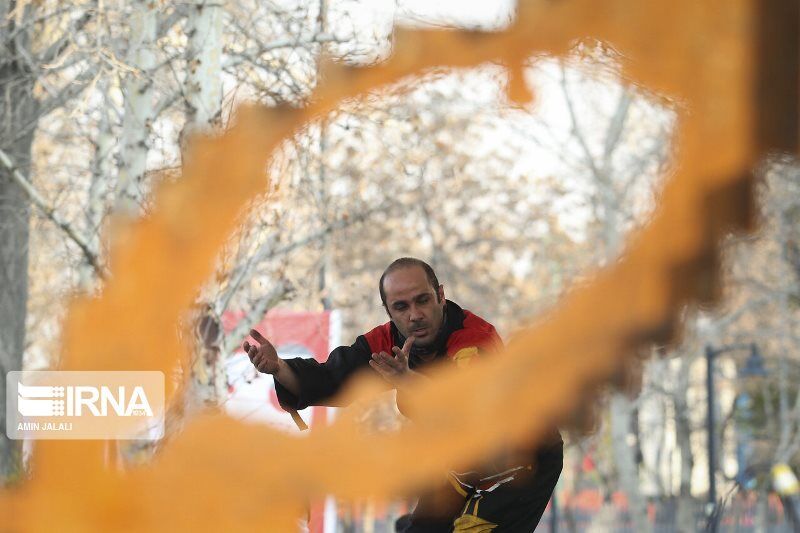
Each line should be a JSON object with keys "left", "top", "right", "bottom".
{"left": 383, "top": 266, "right": 446, "bottom": 348}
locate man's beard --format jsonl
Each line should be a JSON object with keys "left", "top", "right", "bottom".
{"left": 411, "top": 331, "right": 435, "bottom": 349}
{"left": 403, "top": 307, "right": 448, "bottom": 357}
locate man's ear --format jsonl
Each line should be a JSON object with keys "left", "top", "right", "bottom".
{"left": 437, "top": 284, "right": 445, "bottom": 303}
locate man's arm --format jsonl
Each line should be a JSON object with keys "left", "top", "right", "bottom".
{"left": 244, "top": 329, "right": 375, "bottom": 410}
{"left": 270, "top": 359, "right": 302, "bottom": 397}
{"left": 243, "top": 329, "right": 301, "bottom": 396}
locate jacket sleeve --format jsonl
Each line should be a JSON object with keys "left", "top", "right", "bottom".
{"left": 274, "top": 335, "right": 373, "bottom": 410}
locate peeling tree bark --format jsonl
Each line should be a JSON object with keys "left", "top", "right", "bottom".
{"left": 117, "top": 0, "right": 158, "bottom": 216}
{"left": 183, "top": 0, "right": 223, "bottom": 138}
{"left": 183, "top": 0, "right": 225, "bottom": 410}
{"left": 0, "top": 13, "right": 38, "bottom": 483}
{"left": 82, "top": 79, "right": 115, "bottom": 290}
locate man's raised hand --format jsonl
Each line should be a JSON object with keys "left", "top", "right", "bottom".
{"left": 243, "top": 329, "right": 281, "bottom": 374}
{"left": 369, "top": 336, "right": 414, "bottom": 386}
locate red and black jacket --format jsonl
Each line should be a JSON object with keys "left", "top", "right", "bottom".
{"left": 274, "top": 300, "right": 502, "bottom": 411}
{"left": 274, "top": 299, "right": 563, "bottom": 494}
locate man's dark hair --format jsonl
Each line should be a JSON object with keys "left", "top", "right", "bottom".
{"left": 379, "top": 257, "right": 441, "bottom": 308}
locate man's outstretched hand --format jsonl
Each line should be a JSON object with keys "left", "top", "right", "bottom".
{"left": 369, "top": 336, "right": 415, "bottom": 387}
{"left": 243, "top": 329, "right": 281, "bottom": 374}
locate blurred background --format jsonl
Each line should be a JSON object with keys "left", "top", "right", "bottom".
{"left": 1, "top": 0, "right": 798, "bottom": 531}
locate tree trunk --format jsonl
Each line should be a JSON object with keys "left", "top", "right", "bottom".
{"left": 675, "top": 357, "right": 697, "bottom": 532}
{"left": 183, "top": 0, "right": 223, "bottom": 138}
{"left": 81, "top": 79, "right": 115, "bottom": 290}
{"left": 610, "top": 394, "right": 651, "bottom": 532}
{"left": 117, "top": 0, "right": 158, "bottom": 216}
{"left": 188, "top": 309, "right": 226, "bottom": 410}
{"left": 0, "top": 60, "right": 38, "bottom": 484}
{"left": 183, "top": 0, "right": 225, "bottom": 411}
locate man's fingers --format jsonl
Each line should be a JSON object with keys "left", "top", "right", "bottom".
{"left": 369, "top": 359, "right": 392, "bottom": 379}
{"left": 372, "top": 352, "right": 398, "bottom": 371}
{"left": 368, "top": 359, "right": 381, "bottom": 374}
{"left": 249, "top": 329, "right": 269, "bottom": 346}
{"left": 246, "top": 330, "right": 277, "bottom": 372}
{"left": 392, "top": 346, "right": 407, "bottom": 362}
{"left": 242, "top": 341, "right": 251, "bottom": 353}
{"left": 401, "top": 336, "right": 415, "bottom": 356}
{"left": 252, "top": 350, "right": 266, "bottom": 372}
{"left": 379, "top": 351, "right": 401, "bottom": 368}
{"left": 247, "top": 346, "right": 260, "bottom": 363}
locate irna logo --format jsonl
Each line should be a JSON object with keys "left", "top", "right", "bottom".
{"left": 7, "top": 370, "right": 164, "bottom": 440}
{"left": 17, "top": 382, "right": 153, "bottom": 417}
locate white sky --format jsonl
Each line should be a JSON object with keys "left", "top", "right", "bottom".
{"left": 395, "top": 0, "right": 516, "bottom": 28}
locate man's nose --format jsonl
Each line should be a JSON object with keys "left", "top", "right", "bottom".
{"left": 409, "top": 304, "right": 424, "bottom": 321}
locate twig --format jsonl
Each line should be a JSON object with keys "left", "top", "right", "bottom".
{"left": 220, "top": 279, "right": 294, "bottom": 356}
{"left": 0, "top": 147, "right": 105, "bottom": 278}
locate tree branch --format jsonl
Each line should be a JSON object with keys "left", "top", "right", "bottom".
{"left": 8, "top": 68, "right": 99, "bottom": 147}
{"left": 559, "top": 62, "right": 603, "bottom": 180}
{"left": 220, "top": 279, "right": 293, "bottom": 357}
{"left": 4, "top": 5, "right": 75, "bottom": 45}
{"left": 0, "top": 147, "right": 105, "bottom": 279}
{"left": 222, "top": 33, "right": 348, "bottom": 69}
{"left": 36, "top": 10, "right": 93, "bottom": 66}
{"left": 158, "top": 4, "right": 187, "bottom": 36}
{"left": 215, "top": 203, "right": 386, "bottom": 316}
{"left": 601, "top": 87, "right": 632, "bottom": 169}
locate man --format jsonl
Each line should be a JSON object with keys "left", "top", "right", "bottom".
{"left": 243, "top": 257, "right": 562, "bottom": 532}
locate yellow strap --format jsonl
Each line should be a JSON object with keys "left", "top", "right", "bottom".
{"left": 290, "top": 410, "right": 308, "bottom": 431}
{"left": 448, "top": 472, "right": 469, "bottom": 497}
{"left": 453, "top": 513, "right": 497, "bottom": 532}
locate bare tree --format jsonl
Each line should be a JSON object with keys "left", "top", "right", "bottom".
{"left": 0, "top": 0, "right": 101, "bottom": 483}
